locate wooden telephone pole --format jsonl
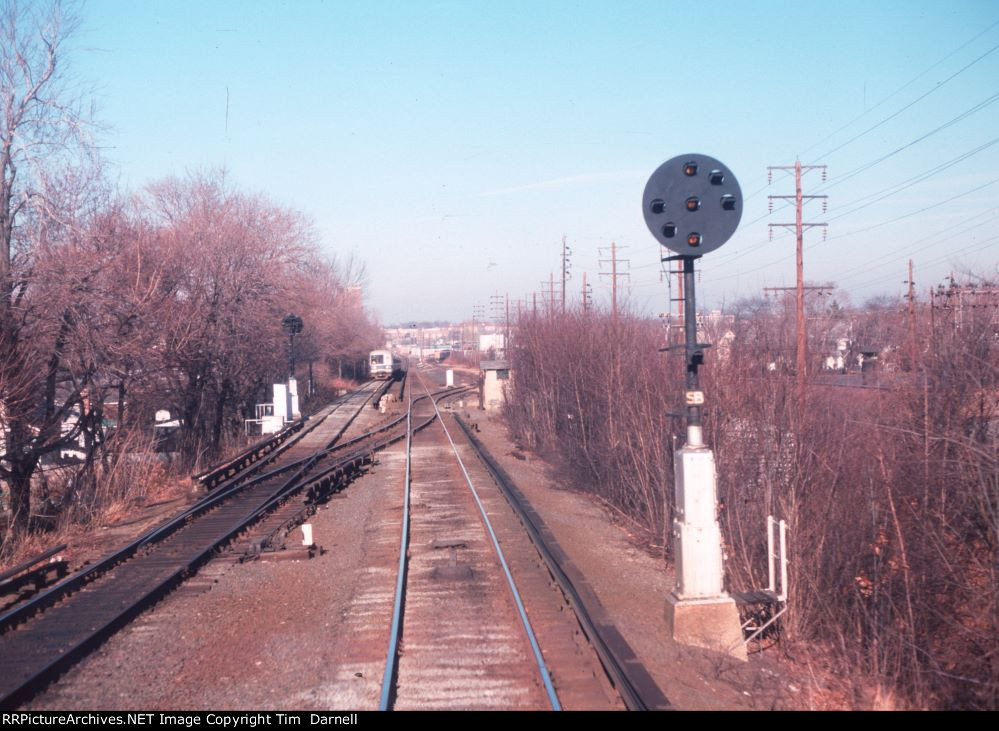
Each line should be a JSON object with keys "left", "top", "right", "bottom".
{"left": 768, "top": 160, "right": 828, "bottom": 394}
{"left": 904, "top": 259, "right": 916, "bottom": 370}
{"left": 599, "top": 241, "right": 630, "bottom": 325}
{"left": 561, "top": 236, "right": 572, "bottom": 314}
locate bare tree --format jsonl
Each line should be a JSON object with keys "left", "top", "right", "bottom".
{"left": 0, "top": 0, "right": 101, "bottom": 532}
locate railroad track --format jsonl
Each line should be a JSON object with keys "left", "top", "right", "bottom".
{"left": 450, "top": 413, "right": 671, "bottom": 710}
{"left": 3, "top": 370, "right": 670, "bottom": 711}
{"left": 0, "top": 380, "right": 391, "bottom": 710}
{"left": 374, "top": 371, "right": 671, "bottom": 710}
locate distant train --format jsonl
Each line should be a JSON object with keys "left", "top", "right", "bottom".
{"left": 369, "top": 349, "right": 405, "bottom": 380}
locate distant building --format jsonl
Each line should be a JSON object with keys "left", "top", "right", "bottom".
{"left": 478, "top": 333, "right": 506, "bottom": 353}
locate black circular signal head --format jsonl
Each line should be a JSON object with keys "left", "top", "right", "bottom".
{"left": 642, "top": 153, "right": 742, "bottom": 255}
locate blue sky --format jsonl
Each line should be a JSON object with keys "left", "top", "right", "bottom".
{"left": 74, "top": 0, "right": 999, "bottom": 323}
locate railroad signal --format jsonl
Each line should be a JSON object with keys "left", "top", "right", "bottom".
{"left": 642, "top": 154, "right": 747, "bottom": 660}
{"left": 642, "top": 153, "right": 743, "bottom": 255}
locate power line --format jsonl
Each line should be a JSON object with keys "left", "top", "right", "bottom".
{"left": 728, "top": 20, "right": 999, "bottom": 203}
{"left": 831, "top": 209, "right": 999, "bottom": 280}
{"left": 815, "top": 90, "right": 999, "bottom": 193}
{"left": 818, "top": 175, "right": 999, "bottom": 243}
{"left": 714, "top": 134, "right": 999, "bottom": 273}
{"left": 734, "top": 20, "right": 999, "bottom": 201}
{"left": 820, "top": 137, "right": 999, "bottom": 222}
{"left": 799, "top": 18, "right": 999, "bottom": 158}
{"left": 716, "top": 133, "right": 999, "bottom": 273}
{"left": 809, "top": 41, "right": 999, "bottom": 163}
{"left": 841, "top": 233, "right": 999, "bottom": 292}
{"left": 708, "top": 177, "right": 999, "bottom": 285}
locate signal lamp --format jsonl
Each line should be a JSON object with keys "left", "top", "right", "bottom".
{"left": 687, "top": 232, "right": 701, "bottom": 247}
{"left": 720, "top": 194, "right": 736, "bottom": 211}
{"left": 685, "top": 197, "right": 700, "bottom": 211}
{"left": 683, "top": 162, "right": 698, "bottom": 176}
{"left": 662, "top": 222, "right": 677, "bottom": 238}
{"left": 650, "top": 198, "right": 665, "bottom": 214}
{"left": 710, "top": 170, "right": 725, "bottom": 185}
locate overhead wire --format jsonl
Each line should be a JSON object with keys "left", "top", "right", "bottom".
{"left": 845, "top": 234, "right": 999, "bottom": 291}
{"left": 630, "top": 23, "right": 999, "bottom": 304}
{"left": 808, "top": 42, "right": 999, "bottom": 163}
{"left": 704, "top": 176, "right": 999, "bottom": 286}
{"left": 829, "top": 208, "right": 999, "bottom": 279}
{"left": 819, "top": 137, "right": 999, "bottom": 221}
{"left": 734, "top": 20, "right": 999, "bottom": 201}
{"left": 818, "top": 175, "right": 999, "bottom": 243}
{"left": 813, "top": 90, "right": 999, "bottom": 194}
{"left": 708, "top": 113, "right": 999, "bottom": 284}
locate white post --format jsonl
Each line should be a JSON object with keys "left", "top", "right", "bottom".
{"left": 289, "top": 377, "right": 300, "bottom": 420}
{"left": 301, "top": 523, "right": 314, "bottom": 547}
{"left": 767, "top": 515, "right": 776, "bottom": 594}
{"left": 665, "top": 440, "right": 747, "bottom": 661}
{"left": 446, "top": 369, "right": 454, "bottom": 388}
{"left": 273, "top": 383, "right": 289, "bottom": 423}
{"left": 779, "top": 519, "right": 788, "bottom": 602}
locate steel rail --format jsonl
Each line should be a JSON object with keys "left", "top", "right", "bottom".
{"left": 192, "top": 417, "right": 304, "bottom": 489}
{"left": 194, "top": 380, "right": 390, "bottom": 495}
{"left": 0, "top": 383, "right": 382, "bottom": 635}
{"left": 0, "top": 379, "right": 462, "bottom": 710}
{"left": 0, "top": 380, "right": 385, "bottom": 638}
{"left": 451, "top": 414, "right": 672, "bottom": 711}
{"left": 379, "top": 389, "right": 413, "bottom": 711}
{"left": 248, "top": 381, "right": 472, "bottom": 557}
{"left": 421, "top": 377, "right": 562, "bottom": 711}
{"left": 0, "top": 545, "right": 67, "bottom": 586}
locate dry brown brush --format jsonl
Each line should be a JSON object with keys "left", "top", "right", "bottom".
{"left": 505, "top": 292, "right": 996, "bottom": 709}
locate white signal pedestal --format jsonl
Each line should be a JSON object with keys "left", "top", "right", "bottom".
{"left": 289, "top": 378, "right": 301, "bottom": 420}
{"left": 273, "top": 383, "right": 289, "bottom": 422}
{"left": 665, "top": 441, "right": 746, "bottom": 661}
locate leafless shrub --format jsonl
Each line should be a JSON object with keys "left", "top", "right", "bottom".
{"left": 506, "top": 282, "right": 997, "bottom": 709}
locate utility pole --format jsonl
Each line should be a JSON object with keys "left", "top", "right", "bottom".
{"left": 490, "top": 291, "right": 504, "bottom": 325}
{"left": 472, "top": 304, "right": 485, "bottom": 354}
{"left": 582, "top": 271, "right": 592, "bottom": 313}
{"left": 611, "top": 242, "right": 617, "bottom": 323}
{"left": 763, "top": 285, "right": 834, "bottom": 367}
{"left": 505, "top": 292, "right": 510, "bottom": 355}
{"left": 599, "top": 241, "right": 630, "bottom": 325}
{"left": 768, "top": 160, "right": 828, "bottom": 394}
{"left": 904, "top": 260, "right": 916, "bottom": 370}
{"left": 561, "top": 235, "right": 572, "bottom": 314}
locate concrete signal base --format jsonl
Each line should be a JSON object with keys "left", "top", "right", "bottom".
{"left": 667, "top": 443, "right": 748, "bottom": 662}
{"left": 665, "top": 593, "right": 747, "bottom": 662}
